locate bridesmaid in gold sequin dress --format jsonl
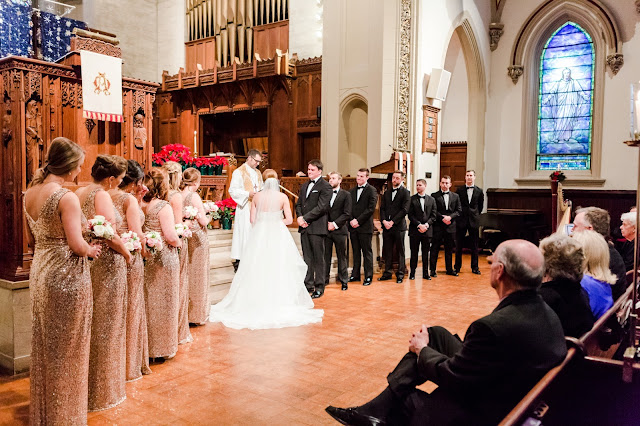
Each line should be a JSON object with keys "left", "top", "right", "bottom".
{"left": 181, "top": 168, "right": 212, "bottom": 324}
{"left": 163, "top": 161, "right": 193, "bottom": 344}
{"left": 142, "top": 168, "right": 182, "bottom": 359}
{"left": 76, "top": 155, "right": 131, "bottom": 411}
{"left": 24, "top": 137, "right": 101, "bottom": 425}
{"left": 109, "top": 159, "right": 152, "bottom": 381}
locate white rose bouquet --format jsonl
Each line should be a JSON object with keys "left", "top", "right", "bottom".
{"left": 183, "top": 205, "right": 199, "bottom": 221}
{"left": 144, "top": 231, "right": 164, "bottom": 255}
{"left": 88, "top": 215, "right": 115, "bottom": 240}
{"left": 204, "top": 201, "right": 220, "bottom": 220}
{"left": 175, "top": 223, "right": 193, "bottom": 239}
{"left": 121, "top": 231, "right": 142, "bottom": 253}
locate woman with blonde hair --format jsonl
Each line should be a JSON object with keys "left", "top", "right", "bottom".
{"left": 572, "top": 230, "right": 616, "bottom": 319}
{"left": 210, "top": 168, "right": 324, "bottom": 329}
{"left": 163, "top": 160, "right": 192, "bottom": 344}
{"left": 142, "top": 168, "right": 182, "bottom": 359}
{"left": 76, "top": 154, "right": 131, "bottom": 411}
{"left": 180, "top": 167, "right": 211, "bottom": 324}
{"left": 24, "top": 137, "right": 101, "bottom": 424}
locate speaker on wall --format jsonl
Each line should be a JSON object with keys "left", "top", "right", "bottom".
{"left": 426, "top": 68, "right": 451, "bottom": 101}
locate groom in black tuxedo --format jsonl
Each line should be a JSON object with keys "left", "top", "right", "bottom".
{"left": 296, "top": 159, "right": 332, "bottom": 298}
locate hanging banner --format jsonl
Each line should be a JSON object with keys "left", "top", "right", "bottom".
{"left": 80, "top": 50, "right": 122, "bottom": 122}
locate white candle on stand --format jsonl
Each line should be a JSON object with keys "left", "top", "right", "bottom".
{"left": 635, "top": 91, "right": 640, "bottom": 140}
{"left": 193, "top": 130, "right": 198, "bottom": 156}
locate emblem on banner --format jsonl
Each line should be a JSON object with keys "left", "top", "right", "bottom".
{"left": 93, "top": 72, "right": 111, "bottom": 96}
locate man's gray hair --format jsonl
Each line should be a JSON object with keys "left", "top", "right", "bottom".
{"left": 621, "top": 211, "right": 637, "bottom": 227}
{"left": 539, "top": 233, "right": 585, "bottom": 282}
{"left": 495, "top": 243, "right": 545, "bottom": 289}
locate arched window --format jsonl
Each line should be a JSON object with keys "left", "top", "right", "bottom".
{"left": 536, "top": 22, "right": 594, "bottom": 171}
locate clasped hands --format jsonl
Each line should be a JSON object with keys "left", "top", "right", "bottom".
{"left": 409, "top": 324, "right": 430, "bottom": 355}
{"left": 442, "top": 215, "right": 452, "bottom": 225}
{"left": 382, "top": 220, "right": 394, "bottom": 230}
{"left": 417, "top": 223, "right": 429, "bottom": 233}
{"left": 297, "top": 216, "right": 309, "bottom": 228}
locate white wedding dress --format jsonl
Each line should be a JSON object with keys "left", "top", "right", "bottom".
{"left": 210, "top": 178, "right": 324, "bottom": 330}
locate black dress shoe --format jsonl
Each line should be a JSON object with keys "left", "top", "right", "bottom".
{"left": 325, "top": 406, "right": 386, "bottom": 426}
{"left": 378, "top": 275, "right": 393, "bottom": 281}
{"left": 409, "top": 272, "right": 415, "bottom": 280}
{"left": 341, "top": 282, "right": 348, "bottom": 291}
{"left": 363, "top": 277, "right": 372, "bottom": 286}
{"left": 312, "top": 290, "right": 324, "bottom": 298}
{"left": 472, "top": 269, "right": 481, "bottom": 275}
{"left": 430, "top": 271, "right": 437, "bottom": 277}
{"left": 423, "top": 274, "right": 431, "bottom": 280}
{"left": 454, "top": 268, "right": 460, "bottom": 274}
{"left": 446, "top": 270, "right": 459, "bottom": 276}
{"left": 396, "top": 277, "right": 404, "bottom": 283}
{"left": 349, "top": 276, "right": 361, "bottom": 282}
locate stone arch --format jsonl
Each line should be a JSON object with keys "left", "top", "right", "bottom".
{"left": 338, "top": 92, "right": 369, "bottom": 175}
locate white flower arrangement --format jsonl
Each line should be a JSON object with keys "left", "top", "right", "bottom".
{"left": 88, "top": 215, "right": 115, "bottom": 240}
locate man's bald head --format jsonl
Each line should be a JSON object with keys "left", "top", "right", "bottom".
{"left": 493, "top": 240, "right": 545, "bottom": 289}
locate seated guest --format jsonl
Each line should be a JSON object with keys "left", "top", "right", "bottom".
{"left": 572, "top": 230, "right": 616, "bottom": 319}
{"left": 573, "top": 207, "right": 627, "bottom": 299}
{"left": 326, "top": 240, "right": 567, "bottom": 426}
{"left": 539, "top": 234, "right": 594, "bottom": 338}
{"left": 618, "top": 212, "right": 636, "bottom": 272}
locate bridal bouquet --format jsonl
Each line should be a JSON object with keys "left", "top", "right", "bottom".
{"left": 184, "top": 205, "right": 199, "bottom": 221}
{"left": 204, "top": 201, "right": 220, "bottom": 220}
{"left": 88, "top": 215, "right": 115, "bottom": 240}
{"left": 145, "top": 231, "right": 164, "bottom": 255}
{"left": 175, "top": 223, "right": 193, "bottom": 239}
{"left": 121, "top": 231, "right": 142, "bottom": 253}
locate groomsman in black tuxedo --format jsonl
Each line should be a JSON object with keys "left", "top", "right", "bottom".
{"left": 379, "top": 170, "right": 411, "bottom": 283}
{"left": 408, "top": 179, "right": 437, "bottom": 280}
{"left": 455, "top": 170, "right": 484, "bottom": 275}
{"left": 324, "top": 172, "right": 352, "bottom": 291}
{"left": 296, "top": 159, "right": 332, "bottom": 298}
{"left": 430, "top": 175, "right": 462, "bottom": 277}
{"left": 349, "top": 168, "right": 378, "bottom": 286}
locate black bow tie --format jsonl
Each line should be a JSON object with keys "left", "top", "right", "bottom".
{"left": 358, "top": 186, "right": 365, "bottom": 189}
{"left": 309, "top": 180, "right": 316, "bottom": 184}
{"left": 467, "top": 186, "right": 474, "bottom": 190}
{"left": 443, "top": 191, "right": 450, "bottom": 194}
{"left": 418, "top": 195, "right": 425, "bottom": 199}
{"left": 333, "top": 190, "right": 338, "bottom": 194}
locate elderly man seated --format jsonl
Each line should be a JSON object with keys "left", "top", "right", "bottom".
{"left": 617, "top": 211, "right": 636, "bottom": 272}
{"left": 325, "top": 240, "right": 567, "bottom": 426}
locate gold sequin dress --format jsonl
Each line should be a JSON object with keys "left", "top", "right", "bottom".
{"left": 82, "top": 187, "right": 127, "bottom": 411}
{"left": 113, "top": 192, "right": 152, "bottom": 381}
{"left": 170, "top": 190, "right": 192, "bottom": 345}
{"left": 25, "top": 188, "right": 92, "bottom": 425}
{"left": 184, "top": 192, "right": 210, "bottom": 324}
{"left": 143, "top": 200, "right": 180, "bottom": 358}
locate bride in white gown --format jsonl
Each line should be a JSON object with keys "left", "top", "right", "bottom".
{"left": 210, "top": 172, "right": 324, "bottom": 330}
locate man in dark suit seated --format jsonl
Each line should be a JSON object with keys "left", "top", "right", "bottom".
{"left": 454, "top": 170, "right": 484, "bottom": 275}
{"left": 325, "top": 172, "right": 353, "bottom": 291}
{"left": 407, "top": 179, "right": 436, "bottom": 280}
{"left": 349, "top": 168, "right": 378, "bottom": 286}
{"left": 296, "top": 159, "right": 333, "bottom": 299}
{"left": 430, "top": 175, "right": 461, "bottom": 277}
{"left": 379, "top": 170, "right": 411, "bottom": 283}
{"left": 326, "top": 239, "right": 567, "bottom": 426}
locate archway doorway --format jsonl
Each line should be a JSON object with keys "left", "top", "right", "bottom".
{"left": 338, "top": 97, "right": 368, "bottom": 174}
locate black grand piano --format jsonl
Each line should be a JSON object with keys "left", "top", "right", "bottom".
{"left": 480, "top": 208, "right": 547, "bottom": 252}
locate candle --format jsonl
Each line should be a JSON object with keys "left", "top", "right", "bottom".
{"left": 631, "top": 84, "right": 640, "bottom": 140}
{"left": 193, "top": 130, "right": 198, "bottom": 156}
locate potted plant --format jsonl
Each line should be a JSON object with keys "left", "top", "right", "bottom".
{"left": 217, "top": 197, "right": 237, "bottom": 230}
{"left": 549, "top": 170, "right": 566, "bottom": 193}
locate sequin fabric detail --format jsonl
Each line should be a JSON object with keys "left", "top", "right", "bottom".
{"left": 81, "top": 187, "right": 127, "bottom": 411}
{"left": 25, "top": 188, "right": 92, "bottom": 425}
{"left": 113, "top": 192, "right": 151, "bottom": 381}
{"left": 184, "top": 192, "right": 211, "bottom": 324}
{"left": 143, "top": 200, "right": 179, "bottom": 358}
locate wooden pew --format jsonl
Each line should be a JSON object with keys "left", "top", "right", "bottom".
{"left": 500, "top": 284, "right": 638, "bottom": 425}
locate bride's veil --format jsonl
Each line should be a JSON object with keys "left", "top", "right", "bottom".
{"left": 256, "top": 177, "right": 282, "bottom": 214}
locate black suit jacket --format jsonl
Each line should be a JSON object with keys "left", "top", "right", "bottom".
{"left": 348, "top": 184, "right": 377, "bottom": 234}
{"left": 408, "top": 193, "right": 436, "bottom": 237}
{"left": 380, "top": 185, "right": 411, "bottom": 232}
{"left": 416, "top": 290, "right": 567, "bottom": 424}
{"left": 327, "top": 188, "right": 352, "bottom": 236}
{"left": 456, "top": 185, "right": 484, "bottom": 228}
{"left": 431, "top": 190, "right": 462, "bottom": 234}
{"left": 295, "top": 177, "right": 332, "bottom": 235}
{"left": 539, "top": 278, "right": 594, "bottom": 338}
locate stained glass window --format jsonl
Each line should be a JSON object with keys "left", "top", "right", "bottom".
{"left": 537, "top": 22, "right": 594, "bottom": 171}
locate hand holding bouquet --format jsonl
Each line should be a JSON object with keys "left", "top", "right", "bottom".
{"left": 184, "top": 205, "right": 199, "bottom": 221}
{"left": 121, "top": 231, "right": 142, "bottom": 253}
{"left": 175, "top": 223, "right": 193, "bottom": 239}
{"left": 145, "top": 231, "right": 164, "bottom": 255}
{"left": 88, "top": 215, "right": 115, "bottom": 240}
{"left": 204, "top": 201, "right": 220, "bottom": 220}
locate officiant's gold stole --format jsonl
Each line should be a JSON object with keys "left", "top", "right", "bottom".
{"left": 238, "top": 163, "right": 263, "bottom": 201}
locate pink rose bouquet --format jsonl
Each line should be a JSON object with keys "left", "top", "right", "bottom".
{"left": 88, "top": 215, "right": 115, "bottom": 240}
{"left": 121, "top": 231, "right": 142, "bottom": 253}
{"left": 145, "top": 231, "right": 164, "bottom": 255}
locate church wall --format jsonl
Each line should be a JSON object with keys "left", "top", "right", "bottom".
{"left": 289, "top": 0, "right": 323, "bottom": 60}
{"left": 440, "top": 31, "right": 469, "bottom": 144}
{"left": 486, "top": 0, "right": 639, "bottom": 190}
{"left": 157, "top": 0, "right": 186, "bottom": 82}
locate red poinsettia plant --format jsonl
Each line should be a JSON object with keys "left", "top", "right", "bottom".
{"left": 151, "top": 143, "right": 228, "bottom": 170}
{"left": 549, "top": 170, "right": 566, "bottom": 182}
{"left": 216, "top": 197, "right": 237, "bottom": 220}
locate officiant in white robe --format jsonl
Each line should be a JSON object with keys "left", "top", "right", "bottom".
{"left": 229, "top": 150, "right": 263, "bottom": 268}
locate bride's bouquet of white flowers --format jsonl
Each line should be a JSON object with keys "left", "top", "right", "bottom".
{"left": 121, "top": 231, "right": 142, "bottom": 253}
{"left": 87, "top": 215, "right": 115, "bottom": 240}
{"left": 183, "top": 205, "right": 199, "bottom": 221}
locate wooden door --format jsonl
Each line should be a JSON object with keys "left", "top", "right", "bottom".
{"left": 299, "top": 132, "right": 320, "bottom": 173}
{"left": 440, "top": 142, "right": 467, "bottom": 191}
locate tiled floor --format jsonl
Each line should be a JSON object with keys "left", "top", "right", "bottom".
{"left": 0, "top": 255, "right": 497, "bottom": 425}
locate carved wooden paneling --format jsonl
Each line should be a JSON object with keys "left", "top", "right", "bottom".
{"left": 185, "top": 37, "right": 217, "bottom": 73}
{"left": 253, "top": 20, "right": 289, "bottom": 60}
